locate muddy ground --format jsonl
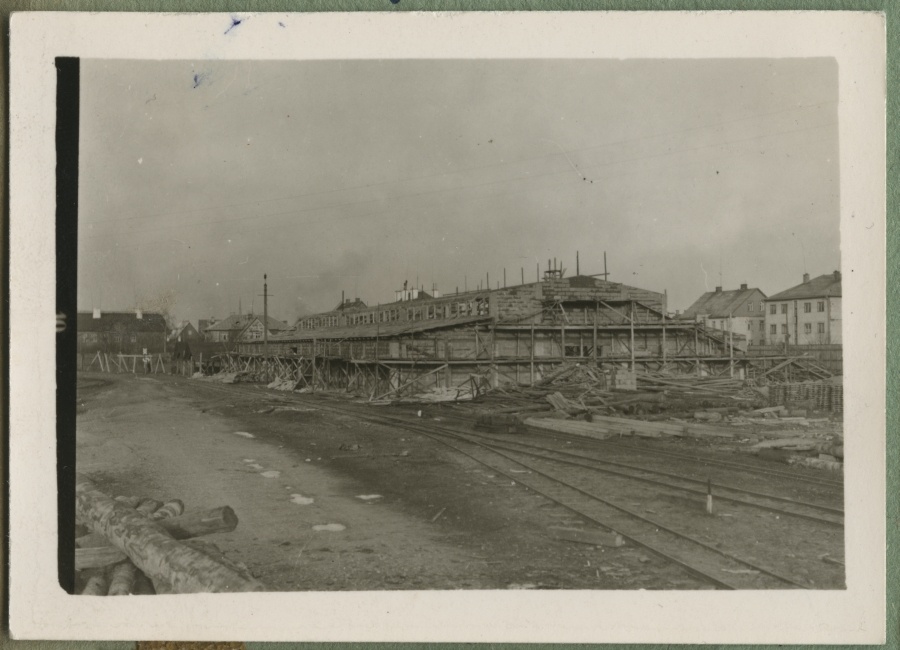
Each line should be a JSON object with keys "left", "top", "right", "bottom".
{"left": 75, "top": 372, "right": 844, "bottom": 591}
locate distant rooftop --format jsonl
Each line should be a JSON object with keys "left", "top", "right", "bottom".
{"left": 206, "top": 313, "right": 289, "bottom": 332}
{"left": 77, "top": 310, "right": 167, "bottom": 333}
{"left": 681, "top": 285, "right": 763, "bottom": 319}
{"left": 767, "top": 272, "right": 842, "bottom": 301}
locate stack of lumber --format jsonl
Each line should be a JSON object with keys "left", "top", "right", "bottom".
{"left": 75, "top": 475, "right": 263, "bottom": 595}
{"left": 750, "top": 436, "right": 843, "bottom": 457}
{"left": 770, "top": 381, "right": 843, "bottom": 414}
{"left": 526, "top": 413, "right": 736, "bottom": 440}
{"left": 635, "top": 371, "right": 749, "bottom": 397}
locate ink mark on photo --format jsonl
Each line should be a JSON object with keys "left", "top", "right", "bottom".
{"left": 225, "top": 15, "right": 243, "bottom": 34}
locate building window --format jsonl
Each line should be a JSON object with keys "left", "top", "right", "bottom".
{"left": 818, "top": 322, "right": 825, "bottom": 334}
{"left": 804, "top": 302, "right": 812, "bottom": 313}
{"left": 760, "top": 320, "right": 765, "bottom": 331}
{"left": 770, "top": 324, "right": 777, "bottom": 334}
{"left": 780, "top": 304, "right": 788, "bottom": 314}
{"left": 804, "top": 323, "right": 812, "bottom": 334}
{"left": 747, "top": 321, "right": 751, "bottom": 331}
{"left": 781, "top": 324, "right": 787, "bottom": 334}
{"left": 770, "top": 304, "right": 777, "bottom": 315}
{"left": 113, "top": 334, "right": 121, "bottom": 343}
{"left": 818, "top": 301, "right": 825, "bottom": 312}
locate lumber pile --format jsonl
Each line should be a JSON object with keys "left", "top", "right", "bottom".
{"left": 75, "top": 475, "right": 263, "bottom": 595}
{"left": 526, "top": 413, "right": 736, "bottom": 440}
{"left": 769, "top": 381, "right": 843, "bottom": 414}
{"left": 465, "top": 363, "right": 843, "bottom": 454}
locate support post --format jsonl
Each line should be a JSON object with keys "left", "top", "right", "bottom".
{"left": 530, "top": 322, "right": 535, "bottom": 385}
{"left": 263, "top": 273, "right": 269, "bottom": 383}
{"left": 629, "top": 302, "right": 635, "bottom": 371}
{"left": 662, "top": 322, "right": 667, "bottom": 366}
{"left": 729, "top": 315, "right": 734, "bottom": 378}
{"left": 694, "top": 326, "right": 700, "bottom": 376}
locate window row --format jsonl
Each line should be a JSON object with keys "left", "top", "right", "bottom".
{"left": 296, "top": 299, "right": 490, "bottom": 330}
{"left": 768, "top": 301, "right": 827, "bottom": 315}
{"left": 768, "top": 323, "right": 826, "bottom": 334}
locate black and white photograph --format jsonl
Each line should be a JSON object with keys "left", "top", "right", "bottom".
{"left": 8, "top": 11, "right": 886, "bottom": 643}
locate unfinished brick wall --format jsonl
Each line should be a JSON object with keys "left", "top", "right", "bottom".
{"left": 489, "top": 283, "right": 543, "bottom": 323}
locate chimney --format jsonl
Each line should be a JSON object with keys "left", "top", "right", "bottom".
{"left": 803, "top": 273, "right": 810, "bottom": 283}
{"left": 92, "top": 307, "right": 101, "bottom": 319}
{"left": 740, "top": 283, "right": 748, "bottom": 290}
{"left": 135, "top": 309, "right": 143, "bottom": 319}
{"left": 715, "top": 286, "right": 722, "bottom": 293}
{"left": 833, "top": 270, "right": 841, "bottom": 281}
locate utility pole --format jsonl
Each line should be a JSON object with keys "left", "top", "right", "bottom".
{"left": 262, "top": 274, "right": 269, "bottom": 382}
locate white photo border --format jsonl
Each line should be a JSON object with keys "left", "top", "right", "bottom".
{"left": 8, "top": 10, "right": 886, "bottom": 643}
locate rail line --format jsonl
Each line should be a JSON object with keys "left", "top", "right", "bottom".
{"left": 189, "top": 379, "right": 842, "bottom": 512}
{"left": 415, "top": 406, "right": 844, "bottom": 489}
{"left": 301, "top": 390, "right": 843, "bottom": 526}
{"left": 456, "top": 432, "right": 844, "bottom": 526}
{"left": 185, "top": 379, "right": 828, "bottom": 589}
{"left": 312, "top": 402, "right": 811, "bottom": 589}
{"left": 538, "top": 431, "right": 844, "bottom": 489}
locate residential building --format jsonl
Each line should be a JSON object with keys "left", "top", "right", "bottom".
{"left": 77, "top": 309, "right": 168, "bottom": 355}
{"left": 169, "top": 321, "right": 201, "bottom": 344}
{"left": 236, "top": 314, "right": 291, "bottom": 343}
{"left": 204, "top": 313, "right": 289, "bottom": 345}
{"left": 679, "top": 283, "right": 768, "bottom": 348}
{"left": 763, "top": 271, "right": 842, "bottom": 345}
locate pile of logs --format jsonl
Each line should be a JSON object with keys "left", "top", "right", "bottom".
{"left": 75, "top": 474, "right": 264, "bottom": 595}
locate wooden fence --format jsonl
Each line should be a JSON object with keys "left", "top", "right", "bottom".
{"left": 77, "top": 352, "right": 201, "bottom": 377}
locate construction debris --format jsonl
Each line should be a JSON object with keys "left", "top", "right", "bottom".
{"left": 449, "top": 361, "right": 843, "bottom": 469}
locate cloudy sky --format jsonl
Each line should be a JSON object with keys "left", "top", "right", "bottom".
{"left": 78, "top": 58, "right": 839, "bottom": 324}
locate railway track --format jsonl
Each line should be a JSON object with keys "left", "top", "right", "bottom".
{"left": 183, "top": 379, "right": 843, "bottom": 589}
{"left": 406, "top": 407, "right": 844, "bottom": 490}
{"left": 546, "top": 433, "right": 844, "bottom": 489}
{"left": 455, "top": 432, "right": 844, "bottom": 526}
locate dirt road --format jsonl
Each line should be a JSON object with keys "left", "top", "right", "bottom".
{"left": 75, "top": 372, "right": 843, "bottom": 591}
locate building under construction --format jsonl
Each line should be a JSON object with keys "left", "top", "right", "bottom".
{"left": 231, "top": 264, "right": 755, "bottom": 399}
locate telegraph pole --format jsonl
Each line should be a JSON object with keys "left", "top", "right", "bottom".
{"left": 263, "top": 274, "right": 269, "bottom": 382}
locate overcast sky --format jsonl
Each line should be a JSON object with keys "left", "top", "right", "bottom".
{"left": 78, "top": 58, "right": 839, "bottom": 324}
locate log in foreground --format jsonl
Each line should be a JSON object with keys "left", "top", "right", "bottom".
{"left": 75, "top": 475, "right": 264, "bottom": 593}
{"left": 76, "top": 506, "right": 239, "bottom": 549}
